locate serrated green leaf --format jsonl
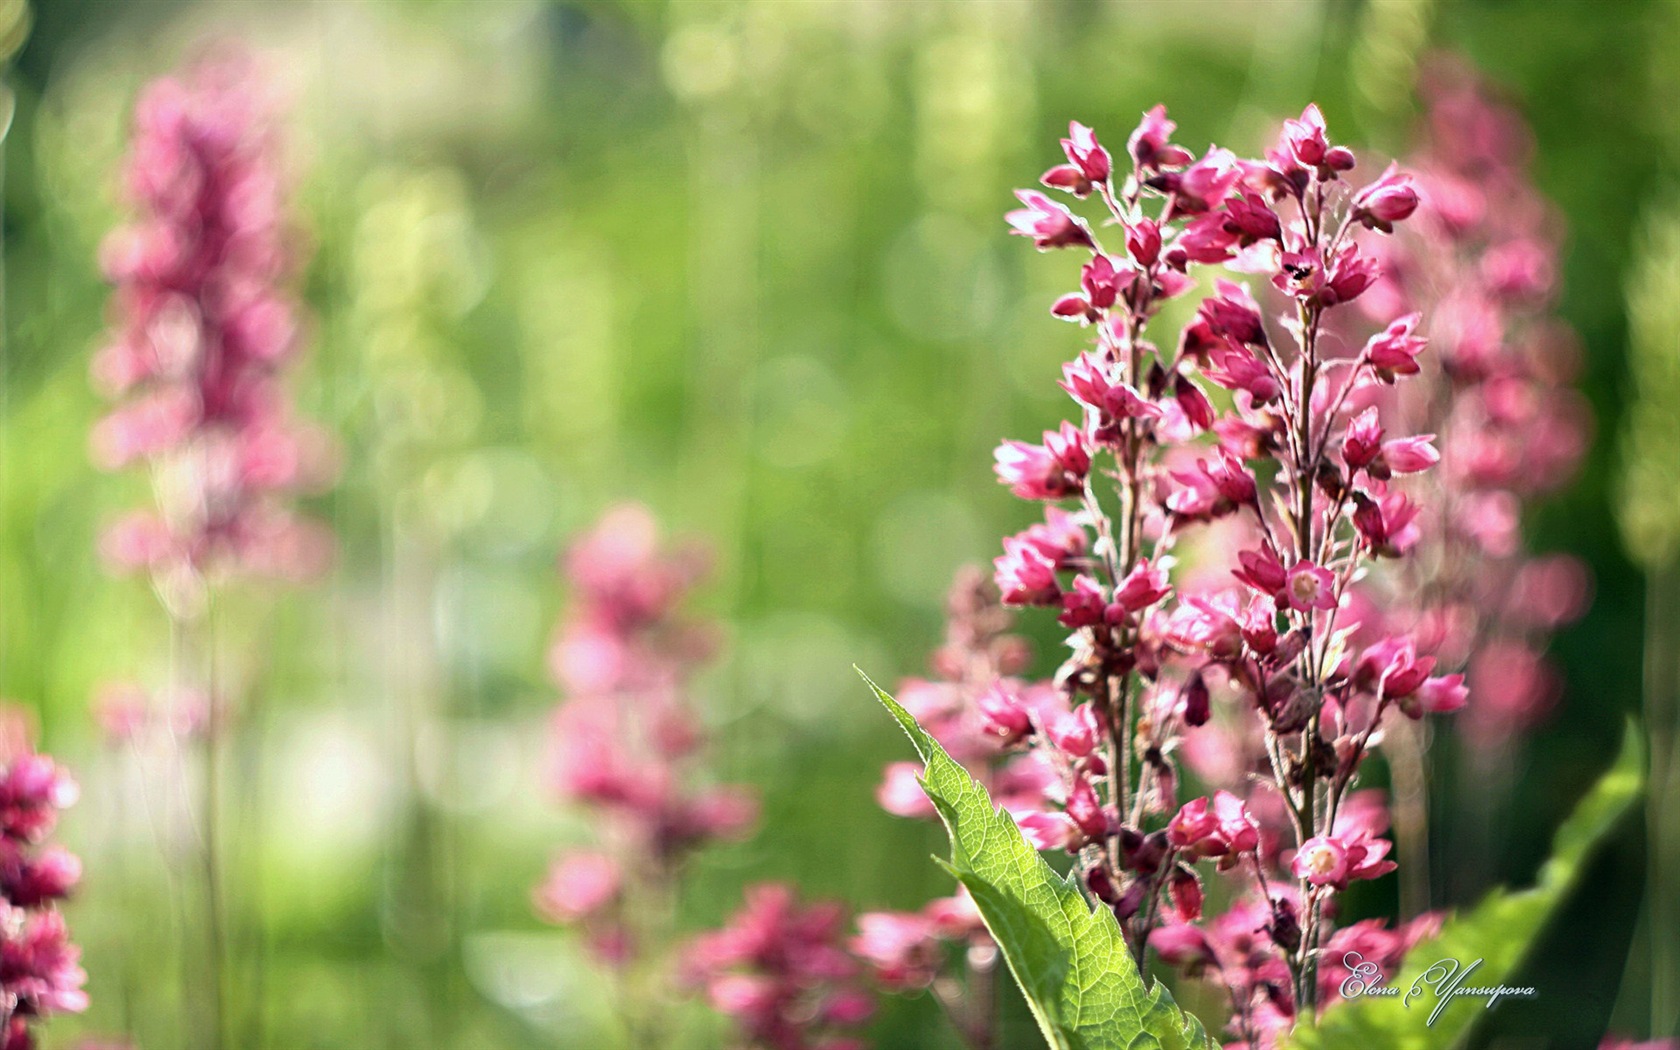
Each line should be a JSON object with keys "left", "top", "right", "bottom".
{"left": 860, "top": 668, "right": 1214, "bottom": 1050}
{"left": 1289, "top": 722, "right": 1645, "bottom": 1050}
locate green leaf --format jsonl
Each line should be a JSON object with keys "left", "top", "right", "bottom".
{"left": 860, "top": 668, "right": 1214, "bottom": 1050}
{"left": 1289, "top": 722, "right": 1645, "bottom": 1050}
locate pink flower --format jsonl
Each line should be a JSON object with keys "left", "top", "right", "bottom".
{"left": 1112, "top": 559, "right": 1172, "bottom": 614}
{"left": 1167, "top": 866, "right": 1205, "bottom": 922}
{"left": 1354, "top": 637, "right": 1436, "bottom": 699}
{"left": 1279, "top": 104, "right": 1330, "bottom": 169}
{"left": 1407, "top": 674, "right": 1469, "bottom": 718}
{"left": 850, "top": 912, "right": 940, "bottom": 990}
{"left": 994, "top": 422, "right": 1091, "bottom": 501}
{"left": 94, "top": 54, "right": 334, "bottom": 583}
{"left": 1149, "top": 922, "right": 1214, "bottom": 970}
{"left": 1060, "top": 352, "right": 1160, "bottom": 423}
{"left": 688, "top": 885, "right": 874, "bottom": 1050}
{"left": 1167, "top": 791, "right": 1260, "bottom": 858}
{"left": 1234, "top": 543, "right": 1288, "bottom": 596}
{"left": 1342, "top": 407, "right": 1384, "bottom": 470}
{"left": 1047, "top": 704, "right": 1099, "bottom": 758}
{"left": 1173, "top": 147, "right": 1243, "bottom": 214}
{"left": 535, "top": 851, "right": 622, "bottom": 924}
{"left": 1222, "top": 191, "right": 1283, "bottom": 244}
{"left": 1274, "top": 243, "right": 1379, "bottom": 307}
{"left": 1167, "top": 450, "right": 1257, "bottom": 520}
{"left": 1198, "top": 281, "right": 1269, "bottom": 347}
{"left": 1128, "top": 218, "right": 1163, "bottom": 266}
{"left": 1006, "top": 190, "right": 1094, "bottom": 250}
{"left": 1364, "top": 313, "right": 1427, "bottom": 380}
{"left": 876, "top": 762, "right": 934, "bottom": 820}
{"left": 1059, "top": 574, "right": 1107, "bottom": 628}
{"left": 1064, "top": 775, "right": 1112, "bottom": 842}
{"left": 976, "top": 683, "right": 1033, "bottom": 746}
{"left": 1061, "top": 121, "right": 1111, "bottom": 184}
{"left": 1018, "top": 810, "right": 1082, "bottom": 852}
{"left": 1353, "top": 487, "right": 1422, "bottom": 556}
{"left": 1203, "top": 344, "right": 1283, "bottom": 404}
{"left": 1285, "top": 561, "right": 1337, "bottom": 612}
{"left": 1128, "top": 105, "right": 1193, "bottom": 170}
{"left": 1165, "top": 594, "right": 1246, "bottom": 660}
{"left": 1128, "top": 105, "right": 1196, "bottom": 169}
{"left": 1291, "top": 835, "right": 1349, "bottom": 887}
{"left": 1291, "top": 833, "right": 1395, "bottom": 890}
{"left": 994, "top": 534, "right": 1062, "bottom": 606}
{"left": 1172, "top": 374, "right": 1216, "bottom": 431}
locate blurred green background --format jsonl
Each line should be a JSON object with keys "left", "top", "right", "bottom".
{"left": 0, "top": 0, "right": 1673, "bottom": 1046}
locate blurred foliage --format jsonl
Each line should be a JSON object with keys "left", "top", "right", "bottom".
{"left": 0, "top": 0, "right": 1665, "bottom": 1046}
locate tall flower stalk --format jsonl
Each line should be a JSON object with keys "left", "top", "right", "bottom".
{"left": 536, "top": 505, "right": 759, "bottom": 1044}
{"left": 926, "top": 104, "right": 1465, "bottom": 1045}
{"left": 1357, "top": 62, "right": 1591, "bottom": 908}
{"left": 91, "top": 52, "right": 329, "bottom": 1049}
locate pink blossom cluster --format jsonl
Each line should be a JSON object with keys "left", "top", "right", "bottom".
{"left": 684, "top": 884, "right": 875, "bottom": 1050}
{"left": 1355, "top": 59, "right": 1591, "bottom": 747}
{"left": 0, "top": 736, "right": 86, "bottom": 1049}
{"left": 977, "top": 104, "right": 1462, "bottom": 1044}
{"left": 536, "top": 505, "right": 758, "bottom": 963}
{"left": 92, "top": 53, "right": 331, "bottom": 590}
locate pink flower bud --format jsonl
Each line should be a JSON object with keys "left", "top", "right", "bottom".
{"left": 1381, "top": 434, "right": 1440, "bottom": 474}
{"left": 1059, "top": 574, "right": 1108, "bottom": 628}
{"left": 1167, "top": 865, "right": 1204, "bottom": 922}
{"left": 1342, "top": 407, "right": 1384, "bottom": 470}
{"left": 1353, "top": 163, "right": 1420, "bottom": 230}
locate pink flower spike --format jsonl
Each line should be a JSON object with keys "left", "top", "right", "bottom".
{"left": 1285, "top": 561, "right": 1338, "bottom": 612}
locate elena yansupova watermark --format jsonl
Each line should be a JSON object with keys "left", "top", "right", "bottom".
{"left": 1340, "top": 952, "right": 1539, "bottom": 1025}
